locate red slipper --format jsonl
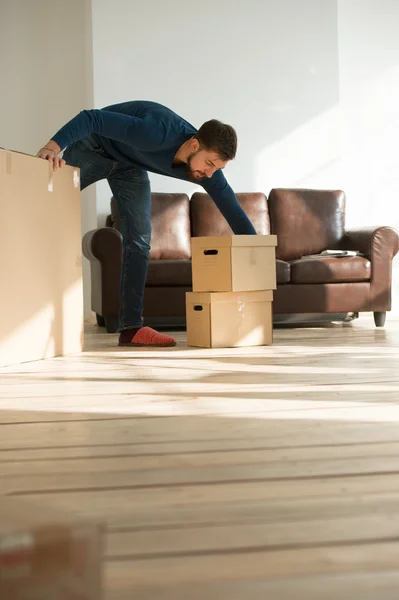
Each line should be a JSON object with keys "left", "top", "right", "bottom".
{"left": 118, "top": 326, "right": 176, "bottom": 347}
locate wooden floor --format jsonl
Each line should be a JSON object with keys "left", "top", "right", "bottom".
{"left": 1, "top": 315, "right": 399, "bottom": 599}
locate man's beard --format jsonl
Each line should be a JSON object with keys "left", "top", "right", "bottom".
{"left": 186, "top": 151, "right": 206, "bottom": 183}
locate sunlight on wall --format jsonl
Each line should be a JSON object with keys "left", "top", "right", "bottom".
{"left": 339, "top": 65, "right": 399, "bottom": 229}
{"left": 255, "top": 106, "right": 342, "bottom": 192}
{"left": 339, "top": 64, "right": 399, "bottom": 314}
{"left": 254, "top": 64, "right": 399, "bottom": 230}
{"left": 254, "top": 64, "right": 399, "bottom": 314}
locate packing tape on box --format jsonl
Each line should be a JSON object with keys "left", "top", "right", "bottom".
{"left": 0, "top": 150, "right": 13, "bottom": 175}
{"left": 237, "top": 295, "right": 245, "bottom": 333}
{"left": 48, "top": 161, "right": 54, "bottom": 192}
{"left": 250, "top": 247, "right": 257, "bottom": 266}
{"left": 5, "top": 151, "right": 12, "bottom": 175}
{"left": 73, "top": 169, "right": 80, "bottom": 188}
{"left": 47, "top": 164, "right": 80, "bottom": 192}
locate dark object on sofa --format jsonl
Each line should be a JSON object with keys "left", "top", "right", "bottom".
{"left": 82, "top": 188, "right": 399, "bottom": 332}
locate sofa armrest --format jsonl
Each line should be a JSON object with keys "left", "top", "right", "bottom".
{"left": 82, "top": 227, "right": 122, "bottom": 317}
{"left": 341, "top": 226, "right": 399, "bottom": 260}
{"left": 82, "top": 227, "right": 122, "bottom": 263}
{"left": 341, "top": 226, "right": 399, "bottom": 311}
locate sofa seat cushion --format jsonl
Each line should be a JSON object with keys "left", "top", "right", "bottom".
{"left": 146, "top": 260, "right": 192, "bottom": 287}
{"left": 276, "top": 259, "right": 291, "bottom": 284}
{"left": 290, "top": 256, "right": 371, "bottom": 284}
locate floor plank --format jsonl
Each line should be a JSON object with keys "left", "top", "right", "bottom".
{"left": 105, "top": 541, "right": 399, "bottom": 587}
{"left": 2, "top": 440, "right": 399, "bottom": 473}
{"left": 105, "top": 571, "right": 399, "bottom": 600}
{"left": 106, "top": 512, "right": 399, "bottom": 559}
{"left": 2, "top": 455, "right": 399, "bottom": 493}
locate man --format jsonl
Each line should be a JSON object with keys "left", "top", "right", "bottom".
{"left": 37, "top": 100, "right": 256, "bottom": 347}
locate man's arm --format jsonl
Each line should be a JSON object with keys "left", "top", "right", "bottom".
{"left": 201, "top": 170, "right": 257, "bottom": 235}
{"left": 36, "top": 109, "right": 165, "bottom": 169}
{"left": 52, "top": 110, "right": 164, "bottom": 151}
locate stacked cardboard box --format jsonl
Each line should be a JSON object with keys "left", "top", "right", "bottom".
{"left": 186, "top": 234, "right": 277, "bottom": 348}
{"left": 0, "top": 497, "right": 103, "bottom": 599}
{"left": 0, "top": 148, "right": 84, "bottom": 367}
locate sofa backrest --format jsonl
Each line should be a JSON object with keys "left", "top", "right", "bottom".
{"left": 109, "top": 193, "right": 191, "bottom": 260}
{"left": 268, "top": 188, "right": 346, "bottom": 261}
{"left": 190, "top": 192, "right": 270, "bottom": 236}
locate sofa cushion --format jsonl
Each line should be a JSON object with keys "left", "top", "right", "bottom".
{"left": 290, "top": 256, "right": 371, "bottom": 284}
{"left": 146, "top": 260, "right": 192, "bottom": 287}
{"left": 190, "top": 192, "right": 270, "bottom": 236}
{"left": 268, "top": 188, "right": 346, "bottom": 261}
{"left": 110, "top": 194, "right": 191, "bottom": 260}
{"left": 150, "top": 193, "right": 191, "bottom": 259}
{"left": 276, "top": 259, "right": 291, "bottom": 284}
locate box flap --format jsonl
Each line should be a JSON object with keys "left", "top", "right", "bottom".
{"left": 0, "top": 147, "right": 79, "bottom": 181}
{"left": 1, "top": 147, "right": 41, "bottom": 161}
{"left": 186, "top": 290, "right": 273, "bottom": 304}
{"left": 191, "top": 234, "right": 277, "bottom": 249}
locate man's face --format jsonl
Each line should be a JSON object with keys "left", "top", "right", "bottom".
{"left": 186, "top": 147, "right": 228, "bottom": 182}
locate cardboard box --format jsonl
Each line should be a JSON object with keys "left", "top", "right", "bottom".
{"left": 191, "top": 234, "right": 277, "bottom": 293}
{"left": 186, "top": 290, "right": 273, "bottom": 348}
{"left": 0, "top": 497, "right": 103, "bottom": 600}
{"left": 0, "top": 148, "right": 83, "bottom": 367}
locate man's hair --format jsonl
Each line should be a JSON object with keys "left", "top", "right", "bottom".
{"left": 195, "top": 119, "right": 237, "bottom": 161}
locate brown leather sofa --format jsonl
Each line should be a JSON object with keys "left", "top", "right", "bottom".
{"left": 82, "top": 188, "right": 399, "bottom": 332}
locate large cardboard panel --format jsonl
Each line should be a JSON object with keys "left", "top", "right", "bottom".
{"left": 0, "top": 149, "right": 83, "bottom": 367}
{"left": 186, "top": 291, "right": 273, "bottom": 348}
{"left": 0, "top": 497, "right": 103, "bottom": 600}
{"left": 191, "top": 235, "right": 277, "bottom": 292}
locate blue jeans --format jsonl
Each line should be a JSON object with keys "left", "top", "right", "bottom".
{"left": 63, "top": 135, "right": 151, "bottom": 330}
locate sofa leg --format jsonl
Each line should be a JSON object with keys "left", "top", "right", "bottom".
{"left": 105, "top": 317, "right": 119, "bottom": 333}
{"left": 374, "top": 311, "right": 386, "bottom": 327}
{"left": 96, "top": 314, "right": 105, "bottom": 327}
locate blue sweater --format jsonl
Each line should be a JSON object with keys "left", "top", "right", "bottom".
{"left": 52, "top": 101, "right": 256, "bottom": 235}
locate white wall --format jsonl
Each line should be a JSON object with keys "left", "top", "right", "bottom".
{"left": 92, "top": 0, "right": 339, "bottom": 217}
{"left": 337, "top": 0, "right": 399, "bottom": 312}
{"left": 337, "top": 0, "right": 399, "bottom": 226}
{"left": 0, "top": 0, "right": 96, "bottom": 319}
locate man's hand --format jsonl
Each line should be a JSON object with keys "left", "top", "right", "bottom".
{"left": 36, "top": 140, "right": 65, "bottom": 171}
